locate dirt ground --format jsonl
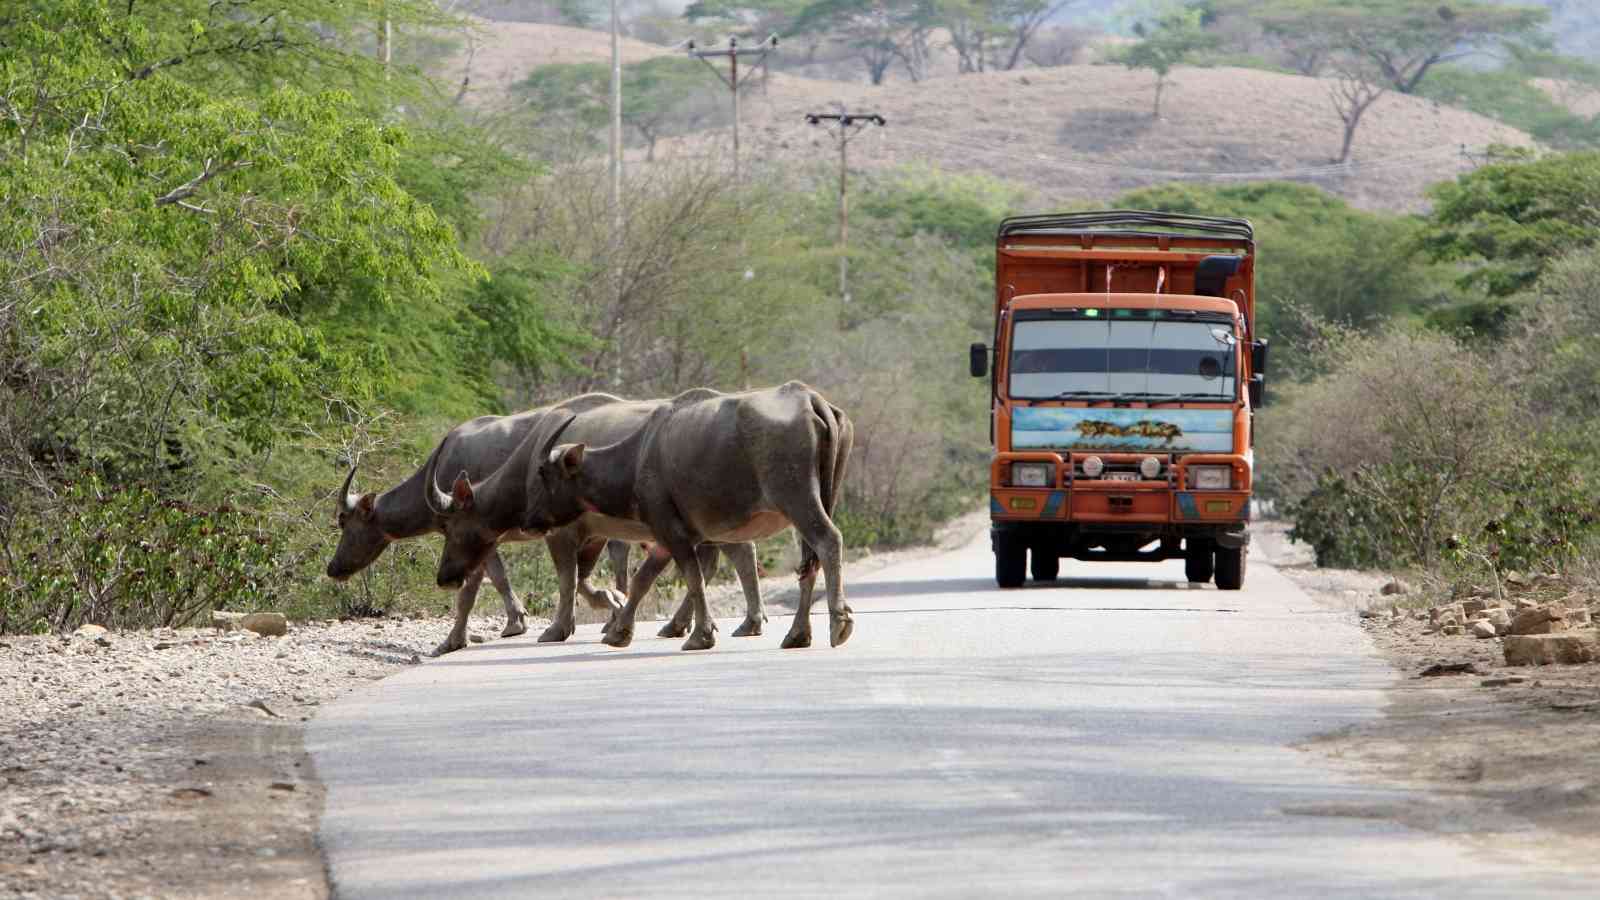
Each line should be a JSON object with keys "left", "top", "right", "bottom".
{"left": 1257, "top": 521, "right": 1600, "bottom": 870}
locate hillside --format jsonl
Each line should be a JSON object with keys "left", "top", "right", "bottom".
{"left": 443, "top": 19, "right": 1537, "bottom": 213}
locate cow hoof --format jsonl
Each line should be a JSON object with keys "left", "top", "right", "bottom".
{"left": 603, "top": 625, "right": 634, "bottom": 648}
{"left": 431, "top": 636, "right": 466, "bottom": 657}
{"left": 732, "top": 615, "right": 765, "bottom": 637}
{"left": 657, "top": 620, "right": 689, "bottom": 639}
{"left": 537, "top": 622, "right": 572, "bottom": 643}
{"left": 780, "top": 629, "right": 811, "bottom": 650}
{"left": 830, "top": 614, "right": 854, "bottom": 648}
{"left": 682, "top": 629, "right": 716, "bottom": 651}
{"left": 502, "top": 616, "right": 528, "bottom": 639}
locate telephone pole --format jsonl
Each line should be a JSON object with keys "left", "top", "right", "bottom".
{"left": 805, "top": 110, "right": 886, "bottom": 303}
{"left": 688, "top": 36, "right": 778, "bottom": 182}
{"left": 608, "top": 0, "right": 623, "bottom": 386}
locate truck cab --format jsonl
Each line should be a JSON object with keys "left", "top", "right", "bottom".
{"left": 969, "top": 212, "right": 1268, "bottom": 590}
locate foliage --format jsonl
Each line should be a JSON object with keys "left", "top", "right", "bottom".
{"left": 1226, "top": 0, "right": 1548, "bottom": 93}
{"left": 1115, "top": 4, "right": 1213, "bottom": 118}
{"left": 1414, "top": 63, "right": 1600, "bottom": 150}
{"left": 0, "top": 476, "right": 282, "bottom": 634}
{"left": 513, "top": 57, "right": 722, "bottom": 160}
{"left": 1420, "top": 149, "right": 1600, "bottom": 296}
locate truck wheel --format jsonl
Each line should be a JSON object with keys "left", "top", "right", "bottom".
{"left": 995, "top": 533, "right": 1026, "bottom": 589}
{"left": 1184, "top": 539, "right": 1214, "bottom": 584}
{"left": 1031, "top": 548, "right": 1060, "bottom": 582}
{"left": 1214, "top": 546, "right": 1246, "bottom": 590}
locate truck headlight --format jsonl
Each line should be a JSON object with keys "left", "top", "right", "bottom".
{"left": 1080, "top": 456, "right": 1104, "bottom": 478}
{"left": 1190, "top": 465, "right": 1231, "bottom": 490}
{"left": 1010, "top": 462, "right": 1052, "bottom": 487}
{"left": 1140, "top": 456, "right": 1162, "bottom": 479}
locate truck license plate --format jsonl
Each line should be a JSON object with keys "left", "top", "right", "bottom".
{"left": 1106, "top": 472, "right": 1138, "bottom": 482}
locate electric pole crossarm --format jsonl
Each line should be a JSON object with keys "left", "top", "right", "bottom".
{"left": 688, "top": 36, "right": 778, "bottom": 183}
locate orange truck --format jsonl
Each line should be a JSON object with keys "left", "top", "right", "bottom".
{"left": 968, "top": 212, "right": 1267, "bottom": 590}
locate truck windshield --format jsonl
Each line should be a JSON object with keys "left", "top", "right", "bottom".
{"left": 1009, "top": 318, "right": 1237, "bottom": 401}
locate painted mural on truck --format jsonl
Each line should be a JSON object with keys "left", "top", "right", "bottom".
{"left": 1011, "top": 407, "right": 1233, "bottom": 452}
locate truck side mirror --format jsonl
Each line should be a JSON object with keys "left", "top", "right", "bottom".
{"left": 969, "top": 342, "right": 989, "bottom": 378}
{"left": 1251, "top": 339, "right": 1269, "bottom": 376}
{"left": 1249, "top": 373, "right": 1266, "bottom": 408}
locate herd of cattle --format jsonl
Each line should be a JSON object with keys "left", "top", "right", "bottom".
{"left": 324, "top": 382, "right": 854, "bottom": 656}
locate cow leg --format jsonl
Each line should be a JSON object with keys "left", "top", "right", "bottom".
{"left": 726, "top": 542, "right": 766, "bottom": 637}
{"left": 604, "top": 544, "right": 673, "bottom": 647}
{"left": 787, "top": 503, "right": 852, "bottom": 648}
{"left": 433, "top": 564, "right": 488, "bottom": 657}
{"left": 483, "top": 552, "right": 528, "bottom": 639}
{"left": 574, "top": 537, "right": 625, "bottom": 635}
{"left": 606, "top": 540, "right": 631, "bottom": 595}
{"left": 667, "top": 537, "right": 717, "bottom": 652}
{"left": 662, "top": 544, "right": 719, "bottom": 637}
{"left": 538, "top": 532, "right": 584, "bottom": 643}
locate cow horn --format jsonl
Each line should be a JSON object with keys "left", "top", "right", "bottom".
{"left": 339, "top": 464, "right": 359, "bottom": 514}
{"left": 426, "top": 476, "right": 455, "bottom": 516}
{"left": 540, "top": 412, "right": 579, "bottom": 462}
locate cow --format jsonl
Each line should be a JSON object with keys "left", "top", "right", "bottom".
{"left": 326, "top": 394, "right": 764, "bottom": 655}
{"left": 434, "top": 382, "right": 852, "bottom": 652}
{"left": 420, "top": 397, "right": 771, "bottom": 643}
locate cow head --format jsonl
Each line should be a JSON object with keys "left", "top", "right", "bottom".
{"left": 326, "top": 465, "right": 387, "bottom": 580}
{"left": 526, "top": 443, "right": 591, "bottom": 534}
{"left": 426, "top": 469, "right": 501, "bottom": 590}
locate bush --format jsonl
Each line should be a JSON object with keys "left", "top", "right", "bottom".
{"left": 0, "top": 477, "right": 281, "bottom": 633}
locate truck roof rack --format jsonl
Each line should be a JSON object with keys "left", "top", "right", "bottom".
{"left": 998, "top": 210, "right": 1254, "bottom": 245}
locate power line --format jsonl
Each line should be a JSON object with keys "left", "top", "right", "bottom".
{"left": 806, "top": 110, "right": 886, "bottom": 303}
{"left": 687, "top": 36, "right": 778, "bottom": 183}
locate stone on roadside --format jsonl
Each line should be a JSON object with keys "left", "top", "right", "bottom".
{"left": 1381, "top": 580, "right": 1409, "bottom": 596}
{"left": 212, "top": 611, "right": 246, "bottom": 631}
{"left": 1567, "top": 608, "right": 1591, "bottom": 626}
{"left": 1503, "top": 634, "right": 1597, "bottom": 666}
{"left": 1460, "top": 598, "right": 1488, "bottom": 617}
{"left": 240, "top": 613, "right": 287, "bottom": 637}
{"left": 1505, "top": 570, "right": 1528, "bottom": 587}
{"left": 74, "top": 624, "right": 108, "bottom": 638}
{"left": 1442, "top": 624, "right": 1463, "bottom": 636}
{"left": 1514, "top": 598, "right": 1538, "bottom": 611}
{"left": 1470, "top": 620, "right": 1498, "bottom": 639}
{"left": 1509, "top": 606, "right": 1566, "bottom": 636}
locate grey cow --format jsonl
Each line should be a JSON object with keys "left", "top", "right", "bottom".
{"left": 327, "top": 394, "right": 764, "bottom": 654}
{"left": 424, "top": 396, "right": 771, "bottom": 641}
{"left": 437, "top": 382, "right": 853, "bottom": 652}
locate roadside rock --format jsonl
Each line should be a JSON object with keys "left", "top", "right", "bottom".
{"left": 212, "top": 611, "right": 245, "bottom": 631}
{"left": 1509, "top": 607, "right": 1567, "bottom": 636}
{"left": 1381, "top": 580, "right": 1409, "bottom": 596}
{"left": 1568, "top": 608, "right": 1591, "bottom": 627}
{"left": 1487, "top": 608, "right": 1512, "bottom": 633}
{"left": 1503, "top": 634, "right": 1597, "bottom": 666}
{"left": 1470, "top": 620, "right": 1498, "bottom": 639}
{"left": 240, "top": 613, "right": 287, "bottom": 638}
{"left": 74, "top": 624, "right": 108, "bottom": 638}
{"left": 1461, "top": 598, "right": 1489, "bottom": 618}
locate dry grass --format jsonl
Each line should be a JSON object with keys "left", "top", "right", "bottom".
{"left": 1533, "top": 77, "right": 1600, "bottom": 119}
{"left": 440, "top": 20, "right": 1537, "bottom": 213}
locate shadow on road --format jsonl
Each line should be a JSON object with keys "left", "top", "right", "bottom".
{"left": 847, "top": 575, "right": 1201, "bottom": 599}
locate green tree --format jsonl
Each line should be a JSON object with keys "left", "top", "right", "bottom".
{"left": 514, "top": 58, "right": 718, "bottom": 160}
{"left": 1236, "top": 0, "right": 1548, "bottom": 94}
{"left": 1421, "top": 149, "right": 1600, "bottom": 297}
{"left": 1116, "top": 5, "right": 1213, "bottom": 118}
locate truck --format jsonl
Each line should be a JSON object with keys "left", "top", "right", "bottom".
{"left": 968, "top": 211, "right": 1267, "bottom": 590}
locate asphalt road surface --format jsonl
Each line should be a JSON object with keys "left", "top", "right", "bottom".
{"left": 310, "top": 532, "right": 1591, "bottom": 898}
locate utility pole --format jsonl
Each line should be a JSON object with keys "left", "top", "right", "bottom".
{"left": 375, "top": 4, "right": 391, "bottom": 79}
{"left": 805, "top": 110, "right": 886, "bottom": 303}
{"left": 688, "top": 36, "right": 778, "bottom": 182}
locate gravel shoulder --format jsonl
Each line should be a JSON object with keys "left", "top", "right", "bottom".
{"left": 0, "top": 513, "right": 991, "bottom": 899}
{"left": 1256, "top": 521, "right": 1600, "bottom": 868}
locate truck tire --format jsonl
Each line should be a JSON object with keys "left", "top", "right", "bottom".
{"left": 1031, "top": 547, "right": 1059, "bottom": 582}
{"left": 1184, "top": 539, "right": 1214, "bottom": 584}
{"left": 995, "top": 533, "right": 1026, "bottom": 589}
{"left": 1214, "top": 546, "right": 1246, "bottom": 591}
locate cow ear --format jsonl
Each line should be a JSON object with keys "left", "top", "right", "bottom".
{"left": 560, "top": 444, "right": 586, "bottom": 477}
{"left": 356, "top": 493, "right": 376, "bottom": 518}
{"left": 451, "top": 471, "right": 475, "bottom": 510}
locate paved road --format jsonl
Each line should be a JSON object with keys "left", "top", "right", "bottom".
{"left": 310, "top": 532, "right": 1589, "bottom": 898}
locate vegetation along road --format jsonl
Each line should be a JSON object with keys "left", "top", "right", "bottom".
{"left": 310, "top": 533, "right": 1594, "bottom": 898}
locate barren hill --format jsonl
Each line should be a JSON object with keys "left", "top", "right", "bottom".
{"left": 442, "top": 20, "right": 1536, "bottom": 213}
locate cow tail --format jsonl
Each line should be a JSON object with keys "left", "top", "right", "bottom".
{"left": 799, "top": 392, "right": 852, "bottom": 579}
